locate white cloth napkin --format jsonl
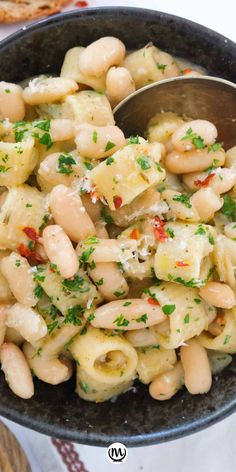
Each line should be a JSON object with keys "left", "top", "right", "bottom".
{"left": 0, "top": 0, "right": 236, "bottom": 471}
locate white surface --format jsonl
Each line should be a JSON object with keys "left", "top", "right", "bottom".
{"left": 0, "top": 0, "right": 235, "bottom": 471}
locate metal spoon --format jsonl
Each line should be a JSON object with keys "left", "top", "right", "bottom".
{"left": 114, "top": 76, "right": 236, "bottom": 149}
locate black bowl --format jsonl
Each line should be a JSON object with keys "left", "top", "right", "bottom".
{"left": 0, "top": 7, "right": 236, "bottom": 447}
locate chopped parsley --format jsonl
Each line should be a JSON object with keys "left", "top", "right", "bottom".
{"left": 208, "top": 234, "right": 215, "bottom": 245}
{"left": 4, "top": 89, "right": 11, "bottom": 93}
{"left": 80, "top": 325, "right": 88, "bottom": 335}
{"left": 162, "top": 304, "right": 176, "bottom": 315}
{"left": 114, "top": 314, "right": 129, "bottom": 327}
{"left": 168, "top": 274, "right": 200, "bottom": 288}
{"left": 106, "top": 157, "right": 115, "bottom": 165}
{"left": 95, "top": 278, "right": 104, "bottom": 286}
{"left": 87, "top": 313, "right": 95, "bottom": 323}
{"left": 62, "top": 276, "right": 90, "bottom": 293}
{"left": 84, "top": 236, "right": 99, "bottom": 245}
{"left": 26, "top": 203, "right": 32, "bottom": 208}
{"left": 172, "top": 194, "right": 192, "bottom": 208}
{"left": 35, "top": 120, "right": 50, "bottom": 132}
{"left": 137, "top": 155, "right": 151, "bottom": 171}
{"left": 156, "top": 63, "right": 167, "bottom": 72}
{"left": 92, "top": 130, "right": 98, "bottom": 143}
{"left": 49, "top": 263, "right": 60, "bottom": 275}
{"left": 33, "top": 267, "right": 45, "bottom": 283}
{"left": 221, "top": 195, "right": 236, "bottom": 221}
{"left": 123, "top": 301, "right": 132, "bottom": 307}
{"left": 57, "top": 153, "right": 76, "bottom": 175}
{"left": 194, "top": 298, "right": 201, "bottom": 304}
{"left": 105, "top": 141, "right": 116, "bottom": 152}
{"left": 129, "top": 135, "right": 140, "bottom": 144}
{"left": 84, "top": 161, "right": 93, "bottom": 170}
{"left": 195, "top": 225, "right": 206, "bottom": 235}
{"left": 208, "top": 142, "right": 222, "bottom": 152}
{"left": 80, "top": 382, "right": 89, "bottom": 393}
{"left": 166, "top": 228, "right": 175, "bottom": 238}
{"left": 101, "top": 207, "right": 114, "bottom": 224}
{"left": 114, "top": 290, "right": 126, "bottom": 298}
{"left": 47, "top": 320, "right": 58, "bottom": 334}
{"left": 79, "top": 247, "right": 95, "bottom": 266}
{"left": 64, "top": 305, "right": 84, "bottom": 325}
{"left": 39, "top": 214, "right": 50, "bottom": 232}
{"left": 184, "top": 313, "right": 190, "bottom": 324}
{"left": 15, "top": 259, "right": 21, "bottom": 267}
{"left": 136, "top": 313, "right": 148, "bottom": 323}
{"left": 34, "top": 285, "right": 43, "bottom": 299}
{"left": 223, "top": 334, "right": 231, "bottom": 345}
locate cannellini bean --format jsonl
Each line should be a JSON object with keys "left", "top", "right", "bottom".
{"left": 0, "top": 305, "right": 11, "bottom": 348}
{"left": 49, "top": 185, "right": 95, "bottom": 242}
{"left": 76, "top": 238, "right": 137, "bottom": 263}
{"left": 0, "top": 253, "right": 37, "bottom": 307}
{"left": 89, "top": 299, "right": 166, "bottom": 330}
{"left": 183, "top": 168, "right": 235, "bottom": 195}
{"left": 6, "top": 303, "right": 47, "bottom": 343}
{"left": 75, "top": 124, "right": 126, "bottom": 159}
{"left": 125, "top": 328, "right": 158, "bottom": 347}
{"left": 40, "top": 324, "right": 81, "bottom": 357}
{"left": 23, "top": 77, "right": 78, "bottom": 105}
{"left": 0, "top": 82, "right": 25, "bottom": 122}
{"left": 89, "top": 262, "right": 129, "bottom": 301}
{"left": 149, "top": 362, "right": 184, "bottom": 401}
{"left": 42, "top": 225, "right": 78, "bottom": 278}
{"left": 172, "top": 120, "right": 217, "bottom": 152}
{"left": 162, "top": 189, "right": 200, "bottom": 222}
{"left": 50, "top": 119, "right": 75, "bottom": 142}
{"left": 23, "top": 342, "right": 72, "bottom": 385}
{"left": 190, "top": 188, "right": 223, "bottom": 221}
{"left": 38, "top": 152, "right": 81, "bottom": 191}
{"left": 106, "top": 66, "right": 135, "bottom": 104}
{"left": 81, "top": 194, "right": 102, "bottom": 223}
{"left": 180, "top": 338, "right": 212, "bottom": 394}
{"left": 200, "top": 282, "right": 236, "bottom": 309}
{"left": 165, "top": 148, "right": 225, "bottom": 174}
{"left": 0, "top": 342, "right": 34, "bottom": 399}
{"left": 79, "top": 37, "right": 126, "bottom": 77}
{"left": 224, "top": 222, "right": 236, "bottom": 240}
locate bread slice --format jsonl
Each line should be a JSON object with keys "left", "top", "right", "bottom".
{"left": 0, "top": 0, "right": 72, "bottom": 23}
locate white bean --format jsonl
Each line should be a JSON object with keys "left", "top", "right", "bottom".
{"left": 106, "top": 66, "right": 135, "bottom": 104}
{"left": 38, "top": 152, "right": 81, "bottom": 191}
{"left": 0, "top": 253, "right": 37, "bottom": 307}
{"left": 79, "top": 37, "right": 126, "bottom": 77}
{"left": 172, "top": 120, "right": 217, "bottom": 152}
{"left": 90, "top": 299, "right": 166, "bottom": 330}
{"left": 162, "top": 189, "right": 199, "bottom": 222}
{"left": 154, "top": 50, "right": 180, "bottom": 79}
{"left": 180, "top": 338, "right": 212, "bottom": 394}
{"left": 0, "top": 305, "right": 11, "bottom": 348}
{"left": 94, "top": 221, "right": 109, "bottom": 238}
{"left": 0, "top": 342, "right": 34, "bottom": 399}
{"left": 75, "top": 123, "right": 126, "bottom": 159}
{"left": 200, "top": 282, "right": 236, "bottom": 309}
{"left": 50, "top": 119, "right": 75, "bottom": 142}
{"left": 23, "top": 77, "right": 78, "bottom": 105}
{"left": 89, "top": 262, "right": 129, "bottom": 301}
{"left": 49, "top": 185, "right": 95, "bottom": 242}
{"left": 42, "top": 225, "right": 78, "bottom": 278}
{"left": 23, "top": 342, "right": 72, "bottom": 385}
{"left": 165, "top": 148, "right": 225, "bottom": 174}
{"left": 0, "top": 82, "right": 25, "bottom": 122}
{"left": 6, "top": 303, "right": 47, "bottom": 343}
{"left": 149, "top": 362, "right": 184, "bottom": 400}
{"left": 183, "top": 168, "right": 235, "bottom": 195}
{"left": 190, "top": 188, "right": 223, "bottom": 221}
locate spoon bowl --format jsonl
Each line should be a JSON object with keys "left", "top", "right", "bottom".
{"left": 114, "top": 76, "right": 236, "bottom": 149}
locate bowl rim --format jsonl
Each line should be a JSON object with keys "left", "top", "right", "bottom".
{"left": 0, "top": 6, "right": 236, "bottom": 447}
{"left": 0, "top": 6, "right": 235, "bottom": 52}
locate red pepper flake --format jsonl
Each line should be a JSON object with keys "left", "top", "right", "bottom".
{"left": 147, "top": 297, "right": 160, "bottom": 306}
{"left": 22, "top": 226, "right": 39, "bottom": 241}
{"left": 153, "top": 216, "right": 168, "bottom": 242}
{"left": 113, "top": 195, "right": 122, "bottom": 209}
{"left": 130, "top": 228, "right": 141, "bottom": 240}
{"left": 75, "top": 1, "right": 88, "bottom": 7}
{"left": 194, "top": 173, "right": 215, "bottom": 188}
{"left": 182, "top": 68, "right": 193, "bottom": 74}
{"left": 18, "top": 243, "right": 32, "bottom": 258}
{"left": 176, "top": 260, "right": 189, "bottom": 267}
